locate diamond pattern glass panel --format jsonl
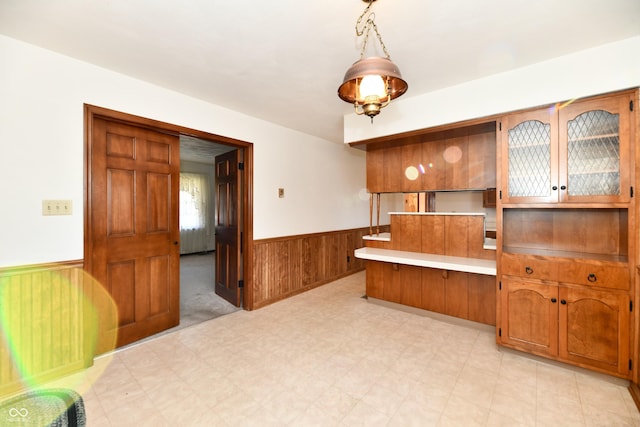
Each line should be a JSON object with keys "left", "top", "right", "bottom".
{"left": 567, "top": 110, "right": 620, "bottom": 196}
{"left": 508, "top": 120, "right": 551, "bottom": 197}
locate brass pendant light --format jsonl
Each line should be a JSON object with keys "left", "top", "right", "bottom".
{"left": 338, "top": 0, "right": 408, "bottom": 121}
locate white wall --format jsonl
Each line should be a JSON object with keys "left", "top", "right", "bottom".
{"left": 344, "top": 36, "right": 640, "bottom": 143}
{"left": 0, "top": 35, "right": 371, "bottom": 267}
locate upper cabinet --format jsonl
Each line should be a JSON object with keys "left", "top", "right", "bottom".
{"left": 500, "top": 92, "right": 634, "bottom": 205}
{"left": 366, "top": 122, "right": 496, "bottom": 193}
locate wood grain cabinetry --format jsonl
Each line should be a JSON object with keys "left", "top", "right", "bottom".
{"left": 367, "top": 261, "right": 496, "bottom": 326}
{"left": 363, "top": 213, "right": 496, "bottom": 326}
{"left": 497, "top": 88, "right": 637, "bottom": 380}
{"left": 500, "top": 91, "right": 634, "bottom": 205}
{"left": 366, "top": 123, "right": 496, "bottom": 193}
{"left": 499, "top": 208, "right": 633, "bottom": 378}
{"left": 500, "top": 271, "right": 630, "bottom": 377}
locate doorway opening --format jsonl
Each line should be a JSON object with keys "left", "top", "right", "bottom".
{"left": 84, "top": 104, "right": 254, "bottom": 351}
{"left": 176, "top": 136, "right": 240, "bottom": 332}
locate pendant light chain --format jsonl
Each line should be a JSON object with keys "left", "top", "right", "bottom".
{"left": 355, "top": 1, "right": 391, "bottom": 60}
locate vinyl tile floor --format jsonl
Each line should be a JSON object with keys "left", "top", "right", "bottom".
{"left": 46, "top": 271, "right": 639, "bottom": 426}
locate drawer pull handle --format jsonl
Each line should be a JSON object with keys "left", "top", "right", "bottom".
{"left": 560, "top": 185, "right": 567, "bottom": 190}
{"left": 551, "top": 298, "right": 557, "bottom": 303}
{"left": 587, "top": 273, "right": 597, "bottom": 283}
{"left": 561, "top": 299, "right": 567, "bottom": 305}
{"left": 525, "top": 266, "right": 533, "bottom": 275}
{"left": 552, "top": 186, "right": 558, "bottom": 191}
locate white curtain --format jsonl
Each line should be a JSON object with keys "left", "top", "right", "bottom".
{"left": 179, "top": 173, "right": 211, "bottom": 254}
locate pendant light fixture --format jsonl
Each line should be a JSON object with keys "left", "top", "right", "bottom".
{"left": 338, "top": 0, "right": 408, "bottom": 122}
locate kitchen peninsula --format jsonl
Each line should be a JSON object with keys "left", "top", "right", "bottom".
{"left": 355, "top": 211, "right": 497, "bottom": 326}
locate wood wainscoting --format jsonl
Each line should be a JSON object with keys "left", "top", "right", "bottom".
{"left": 0, "top": 261, "right": 92, "bottom": 398}
{"left": 252, "top": 226, "right": 387, "bottom": 308}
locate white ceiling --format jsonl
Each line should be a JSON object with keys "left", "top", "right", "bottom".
{"left": 1, "top": 0, "right": 639, "bottom": 144}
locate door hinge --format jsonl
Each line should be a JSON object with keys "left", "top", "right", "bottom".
{"left": 630, "top": 359, "right": 633, "bottom": 371}
{"left": 499, "top": 122, "right": 502, "bottom": 131}
{"left": 631, "top": 186, "right": 634, "bottom": 198}
{"left": 498, "top": 328, "right": 502, "bottom": 337}
{"left": 630, "top": 100, "right": 634, "bottom": 112}
{"left": 347, "top": 255, "right": 351, "bottom": 263}
{"left": 499, "top": 190, "right": 502, "bottom": 200}
{"left": 631, "top": 300, "right": 633, "bottom": 312}
{"left": 238, "top": 162, "right": 244, "bottom": 170}
{"left": 238, "top": 280, "right": 244, "bottom": 288}
{"left": 499, "top": 281, "right": 502, "bottom": 290}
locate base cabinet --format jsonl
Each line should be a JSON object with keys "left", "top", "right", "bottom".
{"left": 366, "top": 261, "right": 496, "bottom": 326}
{"left": 500, "top": 275, "right": 631, "bottom": 378}
{"left": 500, "top": 277, "right": 558, "bottom": 358}
{"left": 560, "top": 286, "right": 630, "bottom": 376}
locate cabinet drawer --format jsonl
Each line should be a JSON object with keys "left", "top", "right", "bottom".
{"left": 559, "top": 262, "right": 630, "bottom": 290}
{"left": 501, "top": 253, "right": 558, "bottom": 281}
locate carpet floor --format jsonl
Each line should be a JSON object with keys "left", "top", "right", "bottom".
{"left": 179, "top": 251, "right": 240, "bottom": 329}
{"left": 128, "top": 252, "right": 239, "bottom": 345}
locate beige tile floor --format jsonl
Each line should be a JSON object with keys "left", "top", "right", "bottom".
{"left": 47, "top": 271, "right": 639, "bottom": 426}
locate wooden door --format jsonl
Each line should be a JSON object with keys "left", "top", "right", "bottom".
{"left": 559, "top": 286, "right": 630, "bottom": 378}
{"left": 215, "top": 149, "right": 242, "bottom": 306}
{"left": 90, "top": 118, "right": 180, "bottom": 350}
{"left": 500, "top": 277, "right": 558, "bottom": 358}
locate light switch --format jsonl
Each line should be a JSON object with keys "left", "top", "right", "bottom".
{"left": 278, "top": 188, "right": 285, "bottom": 198}
{"left": 42, "top": 200, "right": 72, "bottom": 216}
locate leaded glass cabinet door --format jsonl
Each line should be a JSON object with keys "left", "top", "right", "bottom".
{"left": 501, "top": 108, "right": 559, "bottom": 204}
{"left": 558, "top": 94, "right": 632, "bottom": 203}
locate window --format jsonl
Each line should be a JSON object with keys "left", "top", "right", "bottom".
{"left": 179, "top": 173, "right": 209, "bottom": 231}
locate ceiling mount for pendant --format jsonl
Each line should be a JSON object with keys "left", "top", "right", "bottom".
{"left": 337, "top": 0, "right": 408, "bottom": 122}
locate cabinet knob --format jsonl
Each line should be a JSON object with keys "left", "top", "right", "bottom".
{"left": 525, "top": 266, "right": 533, "bottom": 275}
{"left": 551, "top": 298, "right": 557, "bottom": 303}
{"left": 587, "top": 273, "right": 597, "bottom": 283}
{"left": 560, "top": 299, "right": 567, "bottom": 305}
{"left": 560, "top": 185, "right": 567, "bottom": 190}
{"left": 552, "top": 186, "right": 558, "bottom": 191}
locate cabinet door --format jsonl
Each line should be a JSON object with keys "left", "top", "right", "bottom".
{"left": 366, "top": 260, "right": 385, "bottom": 299}
{"left": 500, "top": 108, "right": 559, "bottom": 204}
{"left": 559, "top": 286, "right": 630, "bottom": 378}
{"left": 422, "top": 268, "right": 445, "bottom": 313}
{"left": 421, "top": 137, "right": 446, "bottom": 191}
{"left": 444, "top": 135, "right": 469, "bottom": 190}
{"left": 468, "top": 131, "right": 497, "bottom": 190}
{"left": 558, "top": 94, "right": 632, "bottom": 203}
{"left": 402, "top": 139, "right": 424, "bottom": 193}
{"left": 500, "top": 277, "right": 558, "bottom": 357}
{"left": 366, "top": 148, "right": 385, "bottom": 193}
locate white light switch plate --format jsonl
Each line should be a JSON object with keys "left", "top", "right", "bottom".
{"left": 42, "top": 200, "right": 72, "bottom": 216}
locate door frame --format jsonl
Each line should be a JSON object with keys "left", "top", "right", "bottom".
{"left": 84, "top": 104, "right": 255, "bottom": 311}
